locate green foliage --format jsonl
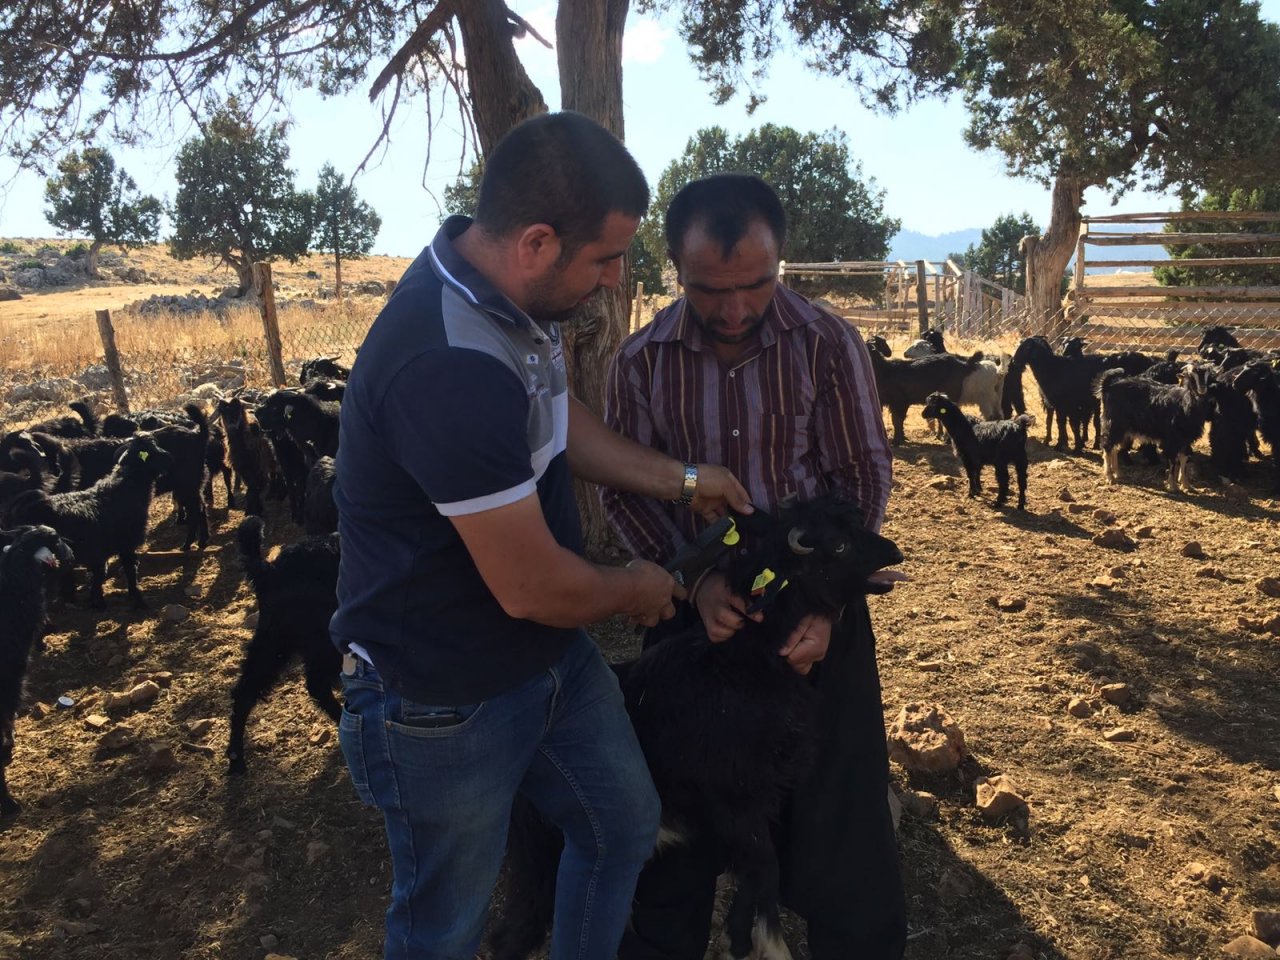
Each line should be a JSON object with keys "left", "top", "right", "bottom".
{"left": 1156, "top": 187, "right": 1280, "bottom": 288}
{"left": 443, "top": 162, "right": 483, "bottom": 219}
{"left": 634, "top": 125, "right": 899, "bottom": 297}
{"left": 959, "top": 213, "right": 1038, "bottom": 294}
{"left": 43, "top": 147, "right": 160, "bottom": 253}
{"left": 170, "top": 104, "right": 313, "bottom": 294}
{"left": 16, "top": 259, "right": 42, "bottom": 269}
{"left": 312, "top": 164, "right": 381, "bottom": 262}
{"left": 0, "top": 241, "right": 24, "bottom": 254}
{"left": 64, "top": 242, "right": 89, "bottom": 259}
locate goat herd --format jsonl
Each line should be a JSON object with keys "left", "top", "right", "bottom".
{"left": 866, "top": 324, "right": 1280, "bottom": 509}
{"left": 0, "top": 323, "right": 1278, "bottom": 955}
{"left": 0, "top": 356, "right": 348, "bottom": 812}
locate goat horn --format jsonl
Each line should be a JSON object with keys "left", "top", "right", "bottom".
{"left": 787, "top": 527, "right": 815, "bottom": 555}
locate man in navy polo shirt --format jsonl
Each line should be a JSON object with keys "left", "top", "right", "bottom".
{"left": 331, "top": 112, "right": 752, "bottom": 960}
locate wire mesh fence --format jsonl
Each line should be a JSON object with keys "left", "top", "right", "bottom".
{"left": 0, "top": 292, "right": 381, "bottom": 427}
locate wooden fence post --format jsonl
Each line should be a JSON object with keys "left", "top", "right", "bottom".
{"left": 255, "top": 262, "right": 288, "bottom": 387}
{"left": 631, "top": 281, "right": 645, "bottom": 333}
{"left": 915, "top": 260, "right": 929, "bottom": 334}
{"left": 94, "top": 309, "right": 131, "bottom": 413}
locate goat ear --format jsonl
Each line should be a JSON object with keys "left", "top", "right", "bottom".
{"left": 284, "top": 405, "right": 294, "bottom": 420}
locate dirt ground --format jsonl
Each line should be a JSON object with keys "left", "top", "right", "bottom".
{"left": 1, "top": 288, "right": 1279, "bottom": 958}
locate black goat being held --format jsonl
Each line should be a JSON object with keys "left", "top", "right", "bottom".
{"left": 922, "top": 392, "right": 1034, "bottom": 510}
{"left": 0, "top": 525, "right": 73, "bottom": 815}
{"left": 488, "top": 496, "right": 904, "bottom": 960}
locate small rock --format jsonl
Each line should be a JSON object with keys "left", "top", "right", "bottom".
{"left": 936, "top": 866, "right": 977, "bottom": 902}
{"left": 1058, "top": 487, "right": 1076, "bottom": 502}
{"left": 927, "top": 476, "right": 957, "bottom": 491}
{"left": 917, "top": 660, "right": 945, "bottom": 672}
{"left": 97, "top": 726, "right": 134, "bottom": 751}
{"left": 1134, "top": 525, "right": 1155, "bottom": 538}
{"left": 994, "top": 595, "right": 1027, "bottom": 612}
{"left": 1196, "top": 566, "right": 1227, "bottom": 580}
{"left": 1221, "top": 935, "right": 1276, "bottom": 957}
{"left": 1066, "top": 502, "right": 1092, "bottom": 514}
{"left": 147, "top": 672, "right": 174, "bottom": 688}
{"left": 1100, "top": 683, "right": 1132, "bottom": 706}
{"left": 1067, "top": 697, "right": 1094, "bottom": 718}
{"left": 1181, "top": 541, "right": 1206, "bottom": 558}
{"left": 84, "top": 714, "right": 110, "bottom": 730}
{"left": 1222, "top": 481, "right": 1251, "bottom": 502}
{"left": 183, "top": 584, "right": 203, "bottom": 599}
{"left": 1186, "top": 861, "right": 1225, "bottom": 891}
{"left": 53, "top": 920, "right": 101, "bottom": 937}
{"left": 1252, "top": 910, "right": 1280, "bottom": 947}
{"left": 1103, "top": 727, "right": 1137, "bottom": 743}
{"left": 128, "top": 680, "right": 161, "bottom": 706}
{"left": 186, "top": 718, "right": 215, "bottom": 738}
{"left": 144, "top": 743, "right": 179, "bottom": 772}
{"left": 101, "top": 691, "right": 133, "bottom": 712}
{"left": 309, "top": 726, "right": 332, "bottom": 746}
{"left": 243, "top": 611, "right": 259, "bottom": 630}
{"left": 975, "top": 774, "right": 1028, "bottom": 821}
{"left": 1108, "top": 565, "right": 1128, "bottom": 578}
{"left": 162, "top": 604, "right": 190, "bottom": 623}
{"left": 28, "top": 701, "right": 49, "bottom": 720}
{"left": 1093, "top": 528, "right": 1136, "bottom": 551}
{"left": 887, "top": 702, "right": 967, "bottom": 773}
{"left": 306, "top": 840, "right": 331, "bottom": 865}
{"left": 260, "top": 933, "right": 280, "bottom": 950}
{"left": 901, "top": 790, "right": 939, "bottom": 820}
{"left": 1257, "top": 577, "right": 1280, "bottom": 599}
{"left": 272, "top": 816, "right": 297, "bottom": 830}
{"left": 1093, "top": 508, "right": 1117, "bottom": 525}
{"left": 1089, "top": 575, "right": 1118, "bottom": 590}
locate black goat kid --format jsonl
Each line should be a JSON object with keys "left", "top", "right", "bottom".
{"left": 489, "top": 496, "right": 904, "bottom": 960}
{"left": 0, "top": 526, "right": 73, "bottom": 815}
{"left": 228, "top": 517, "right": 341, "bottom": 774}
{"left": 5, "top": 435, "right": 171, "bottom": 609}
{"left": 922, "top": 393, "right": 1034, "bottom": 510}
{"left": 1096, "top": 368, "right": 1210, "bottom": 493}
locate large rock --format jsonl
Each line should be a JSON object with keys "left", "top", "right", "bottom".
{"left": 12, "top": 267, "right": 45, "bottom": 289}
{"left": 887, "top": 702, "right": 967, "bottom": 773}
{"left": 1221, "top": 935, "right": 1277, "bottom": 957}
{"left": 0, "top": 284, "right": 21, "bottom": 301}
{"left": 1253, "top": 910, "right": 1280, "bottom": 947}
{"left": 975, "top": 774, "right": 1028, "bottom": 821}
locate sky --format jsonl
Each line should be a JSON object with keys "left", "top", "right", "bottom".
{"left": 2, "top": 1, "right": 1279, "bottom": 258}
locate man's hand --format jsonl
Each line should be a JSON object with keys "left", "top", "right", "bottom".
{"left": 693, "top": 571, "right": 763, "bottom": 642}
{"left": 623, "top": 559, "right": 685, "bottom": 628}
{"left": 778, "top": 613, "right": 832, "bottom": 676}
{"left": 689, "top": 464, "right": 754, "bottom": 523}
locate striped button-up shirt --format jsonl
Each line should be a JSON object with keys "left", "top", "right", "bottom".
{"left": 603, "top": 284, "right": 892, "bottom": 564}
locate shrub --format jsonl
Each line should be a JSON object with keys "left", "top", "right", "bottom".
{"left": 64, "top": 242, "right": 89, "bottom": 260}
{"left": 0, "top": 240, "right": 24, "bottom": 255}
{"left": 16, "top": 259, "right": 43, "bottom": 270}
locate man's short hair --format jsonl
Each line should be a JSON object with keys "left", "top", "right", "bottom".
{"left": 475, "top": 112, "right": 649, "bottom": 258}
{"left": 665, "top": 174, "right": 787, "bottom": 261}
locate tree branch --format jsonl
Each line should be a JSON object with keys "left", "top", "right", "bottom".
{"left": 368, "top": 0, "right": 459, "bottom": 101}
{"left": 506, "top": 6, "right": 552, "bottom": 49}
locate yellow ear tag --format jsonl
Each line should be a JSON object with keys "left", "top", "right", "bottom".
{"left": 750, "top": 568, "right": 776, "bottom": 596}
{"left": 722, "top": 521, "right": 740, "bottom": 546}
{"left": 938, "top": 405, "right": 950, "bottom": 414}
{"left": 138, "top": 451, "right": 149, "bottom": 462}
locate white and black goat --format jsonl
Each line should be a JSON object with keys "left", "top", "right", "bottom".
{"left": 227, "top": 517, "right": 341, "bottom": 774}
{"left": 0, "top": 525, "right": 73, "bottom": 815}
{"left": 904, "top": 327, "right": 945, "bottom": 359}
{"left": 866, "top": 344, "right": 1003, "bottom": 445}
{"left": 922, "top": 392, "right": 1035, "bottom": 509}
{"left": 488, "top": 495, "right": 904, "bottom": 960}
{"left": 1096, "top": 367, "right": 1212, "bottom": 492}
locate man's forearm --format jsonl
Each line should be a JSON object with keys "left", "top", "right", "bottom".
{"left": 567, "top": 396, "right": 687, "bottom": 498}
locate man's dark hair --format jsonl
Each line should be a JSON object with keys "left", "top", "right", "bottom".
{"left": 665, "top": 174, "right": 787, "bottom": 261}
{"left": 475, "top": 112, "right": 649, "bottom": 258}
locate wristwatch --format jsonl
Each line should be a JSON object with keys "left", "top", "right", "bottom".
{"left": 675, "top": 462, "right": 698, "bottom": 504}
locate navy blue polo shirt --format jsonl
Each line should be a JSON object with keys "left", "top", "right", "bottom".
{"left": 330, "top": 216, "right": 582, "bottom": 705}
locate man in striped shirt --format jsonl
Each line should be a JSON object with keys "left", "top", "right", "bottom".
{"left": 605, "top": 174, "right": 906, "bottom": 959}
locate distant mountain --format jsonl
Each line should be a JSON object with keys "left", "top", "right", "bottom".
{"left": 888, "top": 222, "right": 1172, "bottom": 274}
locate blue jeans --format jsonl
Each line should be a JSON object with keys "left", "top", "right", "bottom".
{"left": 339, "top": 631, "right": 661, "bottom": 960}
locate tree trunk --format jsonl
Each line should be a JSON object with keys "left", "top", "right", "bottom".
{"left": 454, "top": 0, "right": 548, "bottom": 153}
{"left": 334, "top": 251, "right": 343, "bottom": 299}
{"left": 1021, "top": 173, "right": 1087, "bottom": 339}
{"left": 86, "top": 238, "right": 102, "bottom": 279}
{"left": 556, "top": 0, "right": 632, "bottom": 559}
{"left": 234, "top": 258, "right": 257, "bottom": 298}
